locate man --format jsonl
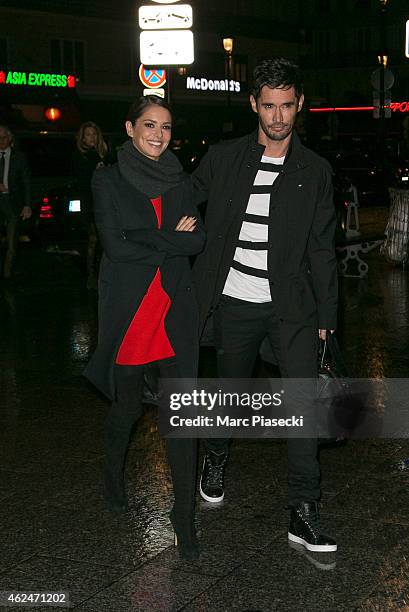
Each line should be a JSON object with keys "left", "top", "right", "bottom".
{"left": 0, "top": 125, "right": 31, "bottom": 279}
{"left": 192, "top": 58, "right": 338, "bottom": 552}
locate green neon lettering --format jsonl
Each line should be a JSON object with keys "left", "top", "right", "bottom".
{"left": 3, "top": 70, "right": 71, "bottom": 87}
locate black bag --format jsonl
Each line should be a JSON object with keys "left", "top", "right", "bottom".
{"left": 142, "top": 366, "right": 162, "bottom": 405}
{"left": 317, "top": 334, "right": 351, "bottom": 444}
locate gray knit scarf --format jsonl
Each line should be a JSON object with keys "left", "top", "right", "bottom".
{"left": 117, "top": 139, "right": 185, "bottom": 199}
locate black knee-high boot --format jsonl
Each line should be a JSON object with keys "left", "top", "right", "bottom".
{"left": 166, "top": 437, "right": 199, "bottom": 559}
{"left": 104, "top": 368, "right": 144, "bottom": 513}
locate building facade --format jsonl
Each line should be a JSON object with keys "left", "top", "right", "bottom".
{"left": 0, "top": 0, "right": 408, "bottom": 146}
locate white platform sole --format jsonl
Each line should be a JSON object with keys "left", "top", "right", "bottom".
{"left": 288, "top": 532, "right": 337, "bottom": 552}
{"left": 199, "top": 481, "right": 224, "bottom": 503}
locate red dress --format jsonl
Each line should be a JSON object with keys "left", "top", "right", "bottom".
{"left": 115, "top": 196, "right": 176, "bottom": 365}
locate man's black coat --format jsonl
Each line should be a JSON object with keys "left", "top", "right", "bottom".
{"left": 192, "top": 130, "right": 338, "bottom": 372}
{"left": 6, "top": 149, "right": 31, "bottom": 214}
{"left": 84, "top": 165, "right": 205, "bottom": 400}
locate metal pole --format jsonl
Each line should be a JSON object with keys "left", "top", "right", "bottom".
{"left": 167, "top": 66, "right": 171, "bottom": 105}
{"left": 378, "top": 2, "right": 387, "bottom": 166}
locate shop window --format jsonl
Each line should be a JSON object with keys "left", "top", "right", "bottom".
{"left": 51, "top": 39, "right": 85, "bottom": 80}
{"left": 0, "top": 38, "right": 8, "bottom": 66}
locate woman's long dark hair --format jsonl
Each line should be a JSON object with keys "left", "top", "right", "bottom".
{"left": 126, "top": 95, "right": 172, "bottom": 125}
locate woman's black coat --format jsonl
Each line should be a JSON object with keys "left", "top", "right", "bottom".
{"left": 84, "top": 164, "right": 205, "bottom": 400}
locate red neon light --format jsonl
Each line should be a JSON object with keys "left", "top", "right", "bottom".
{"left": 310, "top": 102, "right": 409, "bottom": 113}
{"left": 390, "top": 102, "right": 409, "bottom": 113}
{"left": 67, "top": 75, "right": 75, "bottom": 88}
{"left": 0, "top": 71, "right": 5, "bottom": 84}
{"left": 42, "top": 197, "right": 49, "bottom": 203}
{"left": 309, "top": 106, "right": 374, "bottom": 112}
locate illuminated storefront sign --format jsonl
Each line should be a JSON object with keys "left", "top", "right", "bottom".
{"left": 310, "top": 102, "right": 409, "bottom": 113}
{"left": 186, "top": 77, "right": 241, "bottom": 93}
{"left": 0, "top": 70, "right": 76, "bottom": 88}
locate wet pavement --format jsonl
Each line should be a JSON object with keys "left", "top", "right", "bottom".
{"left": 1, "top": 206, "right": 409, "bottom": 611}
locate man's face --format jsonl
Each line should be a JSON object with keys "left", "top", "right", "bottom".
{"left": 250, "top": 85, "right": 304, "bottom": 144}
{"left": 0, "top": 128, "right": 12, "bottom": 150}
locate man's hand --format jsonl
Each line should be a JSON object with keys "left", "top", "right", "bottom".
{"left": 318, "top": 329, "right": 335, "bottom": 341}
{"left": 175, "top": 215, "right": 197, "bottom": 232}
{"left": 0, "top": 183, "right": 7, "bottom": 193}
{"left": 20, "top": 206, "right": 32, "bottom": 220}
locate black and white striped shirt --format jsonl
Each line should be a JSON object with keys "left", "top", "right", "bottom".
{"left": 223, "top": 154, "right": 285, "bottom": 302}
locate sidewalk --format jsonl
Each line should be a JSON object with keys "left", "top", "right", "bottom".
{"left": 1, "top": 234, "right": 409, "bottom": 611}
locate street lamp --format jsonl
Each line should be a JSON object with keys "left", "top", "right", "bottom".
{"left": 222, "top": 36, "right": 234, "bottom": 133}
{"left": 378, "top": 0, "right": 389, "bottom": 164}
{"left": 222, "top": 37, "right": 234, "bottom": 55}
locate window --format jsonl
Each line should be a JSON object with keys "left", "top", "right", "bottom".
{"left": 236, "top": 0, "right": 253, "bottom": 16}
{"left": 0, "top": 38, "right": 8, "bottom": 66}
{"left": 51, "top": 39, "right": 85, "bottom": 79}
{"left": 317, "top": 81, "right": 330, "bottom": 100}
{"left": 315, "top": 30, "right": 331, "bottom": 58}
{"left": 233, "top": 55, "right": 247, "bottom": 83}
{"left": 355, "top": 28, "right": 372, "bottom": 54}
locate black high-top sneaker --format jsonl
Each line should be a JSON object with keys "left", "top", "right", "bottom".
{"left": 199, "top": 449, "right": 228, "bottom": 503}
{"left": 288, "top": 501, "right": 337, "bottom": 552}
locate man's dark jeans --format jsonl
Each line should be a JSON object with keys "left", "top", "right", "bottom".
{"left": 205, "top": 294, "right": 320, "bottom": 505}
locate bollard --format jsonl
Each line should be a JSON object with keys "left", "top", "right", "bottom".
{"left": 381, "top": 189, "right": 409, "bottom": 266}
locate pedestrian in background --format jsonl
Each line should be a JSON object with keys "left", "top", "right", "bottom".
{"left": 0, "top": 125, "right": 31, "bottom": 280}
{"left": 84, "top": 95, "right": 205, "bottom": 560}
{"left": 72, "top": 121, "right": 110, "bottom": 289}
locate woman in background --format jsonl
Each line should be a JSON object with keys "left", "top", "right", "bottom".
{"left": 84, "top": 96, "right": 205, "bottom": 560}
{"left": 73, "top": 122, "right": 109, "bottom": 289}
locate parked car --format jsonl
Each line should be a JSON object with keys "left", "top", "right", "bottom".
{"left": 324, "top": 151, "right": 390, "bottom": 206}
{"left": 15, "top": 134, "right": 85, "bottom": 251}
{"left": 30, "top": 184, "right": 88, "bottom": 254}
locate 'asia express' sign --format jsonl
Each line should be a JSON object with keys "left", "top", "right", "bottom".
{"left": 0, "top": 70, "right": 76, "bottom": 88}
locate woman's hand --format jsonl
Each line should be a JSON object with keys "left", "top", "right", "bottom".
{"left": 175, "top": 215, "right": 197, "bottom": 232}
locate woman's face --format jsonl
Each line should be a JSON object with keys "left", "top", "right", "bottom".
{"left": 83, "top": 127, "right": 97, "bottom": 148}
{"left": 125, "top": 105, "right": 172, "bottom": 161}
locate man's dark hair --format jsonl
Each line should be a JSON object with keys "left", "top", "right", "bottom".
{"left": 251, "top": 58, "right": 303, "bottom": 100}
{"left": 126, "top": 95, "right": 172, "bottom": 125}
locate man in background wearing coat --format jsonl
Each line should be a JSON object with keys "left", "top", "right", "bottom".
{"left": 0, "top": 125, "right": 31, "bottom": 279}
{"left": 192, "top": 58, "right": 338, "bottom": 553}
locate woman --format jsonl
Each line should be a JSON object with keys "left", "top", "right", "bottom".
{"left": 72, "top": 122, "right": 110, "bottom": 289}
{"left": 84, "top": 96, "right": 205, "bottom": 560}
